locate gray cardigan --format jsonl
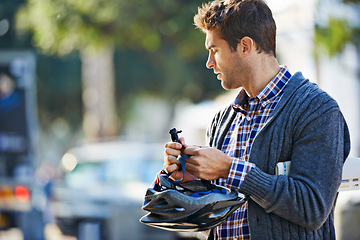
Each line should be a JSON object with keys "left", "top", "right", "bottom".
{"left": 206, "top": 72, "right": 351, "bottom": 240}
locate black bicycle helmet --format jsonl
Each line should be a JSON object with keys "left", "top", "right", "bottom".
{"left": 140, "top": 170, "right": 246, "bottom": 232}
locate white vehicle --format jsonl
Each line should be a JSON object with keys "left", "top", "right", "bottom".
{"left": 50, "top": 140, "right": 202, "bottom": 240}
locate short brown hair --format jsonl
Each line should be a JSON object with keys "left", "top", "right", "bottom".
{"left": 194, "top": 0, "right": 276, "bottom": 56}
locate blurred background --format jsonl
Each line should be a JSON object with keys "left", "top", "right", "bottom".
{"left": 0, "top": 0, "right": 359, "bottom": 239}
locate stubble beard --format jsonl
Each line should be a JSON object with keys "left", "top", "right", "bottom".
{"left": 219, "top": 65, "right": 240, "bottom": 90}
{"left": 222, "top": 57, "right": 251, "bottom": 91}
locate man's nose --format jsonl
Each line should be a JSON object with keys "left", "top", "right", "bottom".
{"left": 206, "top": 52, "right": 215, "bottom": 69}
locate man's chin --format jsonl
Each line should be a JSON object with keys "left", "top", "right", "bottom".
{"left": 220, "top": 81, "right": 230, "bottom": 90}
{"left": 220, "top": 81, "right": 239, "bottom": 91}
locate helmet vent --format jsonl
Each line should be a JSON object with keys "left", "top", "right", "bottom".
{"left": 175, "top": 185, "right": 184, "bottom": 191}
{"left": 157, "top": 198, "right": 168, "bottom": 206}
{"left": 174, "top": 207, "right": 185, "bottom": 212}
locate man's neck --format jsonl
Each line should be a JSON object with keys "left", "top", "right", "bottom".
{"left": 245, "top": 56, "right": 280, "bottom": 98}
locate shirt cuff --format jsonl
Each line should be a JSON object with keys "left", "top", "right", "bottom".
{"left": 225, "top": 158, "right": 256, "bottom": 189}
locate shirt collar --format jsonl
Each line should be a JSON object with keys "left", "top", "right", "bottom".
{"left": 232, "top": 66, "right": 291, "bottom": 112}
{"left": 232, "top": 90, "right": 249, "bottom": 114}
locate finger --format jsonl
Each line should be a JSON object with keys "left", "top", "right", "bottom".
{"left": 164, "top": 147, "right": 181, "bottom": 157}
{"left": 184, "top": 155, "right": 199, "bottom": 167}
{"left": 183, "top": 146, "right": 201, "bottom": 156}
{"left": 164, "top": 163, "right": 179, "bottom": 174}
{"left": 164, "top": 142, "right": 182, "bottom": 149}
{"left": 165, "top": 155, "right": 179, "bottom": 165}
{"left": 184, "top": 162, "right": 197, "bottom": 178}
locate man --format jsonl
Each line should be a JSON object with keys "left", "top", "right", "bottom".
{"left": 163, "top": 0, "right": 351, "bottom": 239}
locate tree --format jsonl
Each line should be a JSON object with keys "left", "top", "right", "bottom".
{"left": 314, "top": 0, "right": 360, "bottom": 58}
{"left": 15, "top": 0, "right": 210, "bottom": 139}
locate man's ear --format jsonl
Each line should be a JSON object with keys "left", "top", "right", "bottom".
{"left": 238, "top": 36, "right": 254, "bottom": 57}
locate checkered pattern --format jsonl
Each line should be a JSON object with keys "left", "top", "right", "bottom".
{"left": 215, "top": 66, "right": 291, "bottom": 239}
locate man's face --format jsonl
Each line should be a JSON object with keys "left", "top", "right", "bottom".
{"left": 205, "top": 30, "right": 249, "bottom": 90}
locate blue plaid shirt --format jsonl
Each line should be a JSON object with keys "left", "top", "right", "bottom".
{"left": 216, "top": 66, "right": 292, "bottom": 240}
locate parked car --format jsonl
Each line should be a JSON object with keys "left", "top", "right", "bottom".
{"left": 49, "top": 140, "right": 202, "bottom": 240}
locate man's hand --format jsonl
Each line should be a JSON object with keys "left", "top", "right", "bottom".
{"left": 183, "top": 146, "right": 233, "bottom": 180}
{"left": 163, "top": 137, "right": 233, "bottom": 182}
{"left": 163, "top": 137, "right": 197, "bottom": 182}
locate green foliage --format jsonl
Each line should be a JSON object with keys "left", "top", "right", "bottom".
{"left": 314, "top": 0, "right": 360, "bottom": 57}
{"left": 314, "top": 17, "right": 352, "bottom": 57}
{"left": 15, "top": 0, "right": 215, "bottom": 98}
{"left": 15, "top": 0, "right": 206, "bottom": 59}
{"left": 12, "top": 0, "right": 224, "bottom": 132}
{"left": 343, "top": 0, "right": 360, "bottom": 4}
{"left": 16, "top": 0, "right": 122, "bottom": 54}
